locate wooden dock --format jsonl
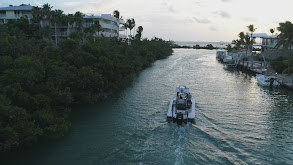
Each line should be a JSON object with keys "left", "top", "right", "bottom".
{"left": 236, "top": 61, "right": 266, "bottom": 74}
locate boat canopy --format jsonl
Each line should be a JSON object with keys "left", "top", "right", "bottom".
{"left": 174, "top": 85, "right": 190, "bottom": 93}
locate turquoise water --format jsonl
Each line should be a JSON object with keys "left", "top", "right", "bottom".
{"left": 2, "top": 49, "right": 293, "bottom": 164}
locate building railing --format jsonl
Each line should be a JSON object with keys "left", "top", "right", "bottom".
{"left": 100, "top": 23, "right": 118, "bottom": 30}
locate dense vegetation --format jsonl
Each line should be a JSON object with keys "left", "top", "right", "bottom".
{"left": 0, "top": 17, "right": 173, "bottom": 150}
{"left": 273, "top": 21, "right": 293, "bottom": 74}
{"left": 271, "top": 53, "right": 293, "bottom": 74}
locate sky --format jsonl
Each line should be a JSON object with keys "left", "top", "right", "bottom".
{"left": 1, "top": 0, "right": 293, "bottom": 42}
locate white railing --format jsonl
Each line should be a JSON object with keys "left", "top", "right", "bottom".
{"left": 101, "top": 23, "right": 118, "bottom": 30}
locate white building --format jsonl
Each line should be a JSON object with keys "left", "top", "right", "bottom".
{"left": 247, "top": 33, "right": 280, "bottom": 50}
{"left": 0, "top": 4, "right": 33, "bottom": 24}
{"left": 0, "top": 4, "right": 125, "bottom": 39}
{"left": 84, "top": 14, "right": 125, "bottom": 38}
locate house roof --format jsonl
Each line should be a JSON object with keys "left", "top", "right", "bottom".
{"left": 247, "top": 33, "right": 278, "bottom": 39}
{"left": 0, "top": 4, "right": 33, "bottom": 11}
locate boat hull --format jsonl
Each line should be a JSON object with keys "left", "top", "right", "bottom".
{"left": 256, "top": 74, "right": 280, "bottom": 86}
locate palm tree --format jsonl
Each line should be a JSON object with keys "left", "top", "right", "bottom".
{"left": 113, "top": 10, "right": 122, "bottom": 39}
{"left": 126, "top": 19, "right": 132, "bottom": 38}
{"left": 92, "top": 19, "right": 102, "bottom": 37}
{"left": 65, "top": 14, "right": 75, "bottom": 38}
{"left": 226, "top": 44, "right": 233, "bottom": 52}
{"left": 135, "top": 26, "right": 143, "bottom": 40}
{"left": 232, "top": 39, "right": 242, "bottom": 51}
{"left": 238, "top": 31, "right": 252, "bottom": 54}
{"left": 131, "top": 18, "right": 136, "bottom": 37}
{"left": 67, "top": 14, "right": 75, "bottom": 28}
{"left": 41, "top": 3, "right": 53, "bottom": 26}
{"left": 113, "top": 10, "right": 120, "bottom": 19}
{"left": 52, "top": 9, "right": 65, "bottom": 45}
{"left": 74, "top": 11, "right": 85, "bottom": 32}
{"left": 270, "top": 28, "right": 275, "bottom": 35}
{"left": 247, "top": 24, "right": 257, "bottom": 51}
{"left": 238, "top": 32, "right": 245, "bottom": 44}
{"left": 275, "top": 21, "right": 293, "bottom": 73}
{"left": 32, "top": 6, "right": 42, "bottom": 27}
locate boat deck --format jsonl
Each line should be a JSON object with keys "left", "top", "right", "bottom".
{"left": 167, "top": 96, "right": 195, "bottom": 120}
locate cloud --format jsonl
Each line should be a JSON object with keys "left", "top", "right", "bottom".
{"left": 242, "top": 17, "right": 258, "bottom": 22}
{"left": 161, "top": 1, "right": 176, "bottom": 13}
{"left": 221, "top": 0, "right": 232, "bottom": 2}
{"left": 193, "top": 17, "right": 210, "bottom": 24}
{"left": 215, "top": 11, "right": 231, "bottom": 18}
{"left": 192, "top": 0, "right": 201, "bottom": 6}
{"left": 60, "top": 0, "right": 119, "bottom": 14}
{"left": 209, "top": 26, "right": 218, "bottom": 31}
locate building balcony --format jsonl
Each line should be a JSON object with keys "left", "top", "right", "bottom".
{"left": 101, "top": 31, "right": 119, "bottom": 37}
{"left": 119, "top": 26, "right": 125, "bottom": 31}
{"left": 119, "top": 19, "right": 125, "bottom": 24}
{"left": 100, "top": 23, "right": 118, "bottom": 30}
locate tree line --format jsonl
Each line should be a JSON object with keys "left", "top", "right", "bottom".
{"left": 0, "top": 6, "right": 173, "bottom": 151}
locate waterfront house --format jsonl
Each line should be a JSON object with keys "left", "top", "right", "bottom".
{"left": 247, "top": 33, "right": 284, "bottom": 60}
{"left": 247, "top": 33, "right": 279, "bottom": 50}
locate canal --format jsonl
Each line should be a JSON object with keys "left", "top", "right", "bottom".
{"left": 2, "top": 49, "right": 293, "bottom": 164}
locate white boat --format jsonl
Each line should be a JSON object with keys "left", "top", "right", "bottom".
{"left": 216, "top": 50, "right": 226, "bottom": 60}
{"left": 223, "top": 55, "right": 234, "bottom": 63}
{"left": 167, "top": 85, "right": 195, "bottom": 125}
{"left": 256, "top": 74, "right": 280, "bottom": 86}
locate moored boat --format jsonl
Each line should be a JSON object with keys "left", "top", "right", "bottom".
{"left": 167, "top": 85, "right": 195, "bottom": 125}
{"left": 256, "top": 74, "right": 280, "bottom": 86}
{"left": 216, "top": 50, "right": 226, "bottom": 61}
{"left": 223, "top": 55, "right": 234, "bottom": 63}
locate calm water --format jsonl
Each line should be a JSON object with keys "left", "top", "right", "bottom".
{"left": 174, "top": 41, "right": 230, "bottom": 48}
{"left": 2, "top": 49, "right": 293, "bottom": 164}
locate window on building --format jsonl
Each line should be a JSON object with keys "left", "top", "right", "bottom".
{"left": 22, "top": 11, "right": 31, "bottom": 14}
{"left": 0, "top": 11, "right": 6, "bottom": 16}
{"left": 14, "top": 11, "right": 21, "bottom": 16}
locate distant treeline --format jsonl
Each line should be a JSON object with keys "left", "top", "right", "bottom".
{"left": 172, "top": 43, "right": 219, "bottom": 50}
{"left": 0, "top": 17, "right": 173, "bottom": 150}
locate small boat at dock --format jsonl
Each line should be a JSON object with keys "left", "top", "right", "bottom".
{"left": 223, "top": 55, "right": 234, "bottom": 63}
{"left": 256, "top": 74, "right": 280, "bottom": 86}
{"left": 167, "top": 85, "right": 195, "bottom": 125}
{"left": 216, "top": 50, "right": 226, "bottom": 60}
